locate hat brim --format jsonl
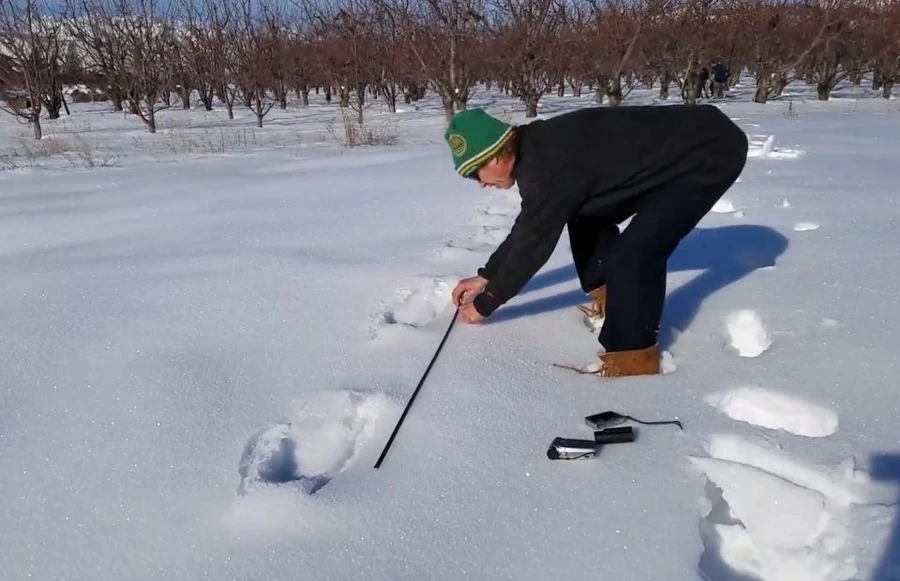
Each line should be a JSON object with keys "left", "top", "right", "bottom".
{"left": 456, "top": 127, "right": 513, "bottom": 177}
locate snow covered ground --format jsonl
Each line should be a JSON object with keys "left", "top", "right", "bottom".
{"left": 2, "top": 77, "right": 899, "bottom": 581}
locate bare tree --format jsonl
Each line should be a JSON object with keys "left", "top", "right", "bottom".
{"left": 489, "top": 0, "right": 563, "bottom": 117}
{"left": 369, "top": 0, "right": 409, "bottom": 112}
{"left": 394, "top": 0, "right": 486, "bottom": 122}
{"left": 804, "top": 0, "right": 863, "bottom": 100}
{"left": 233, "top": 0, "right": 280, "bottom": 127}
{"left": 67, "top": 0, "right": 175, "bottom": 132}
{"left": 584, "top": 0, "right": 646, "bottom": 106}
{"left": 732, "top": 0, "right": 837, "bottom": 104}
{"left": 0, "top": 0, "right": 65, "bottom": 138}
{"left": 862, "top": 0, "right": 900, "bottom": 99}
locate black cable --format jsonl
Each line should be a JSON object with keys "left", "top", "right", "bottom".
{"left": 623, "top": 415, "right": 684, "bottom": 430}
{"left": 374, "top": 308, "right": 459, "bottom": 469}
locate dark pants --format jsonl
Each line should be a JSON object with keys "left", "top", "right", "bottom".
{"left": 568, "top": 143, "right": 747, "bottom": 352}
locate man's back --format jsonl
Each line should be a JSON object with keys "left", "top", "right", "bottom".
{"left": 514, "top": 104, "right": 741, "bottom": 219}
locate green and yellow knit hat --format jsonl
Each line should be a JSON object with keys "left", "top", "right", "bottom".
{"left": 444, "top": 108, "right": 513, "bottom": 178}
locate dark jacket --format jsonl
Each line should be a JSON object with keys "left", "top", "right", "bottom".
{"left": 472, "top": 104, "right": 747, "bottom": 317}
{"left": 712, "top": 64, "right": 729, "bottom": 84}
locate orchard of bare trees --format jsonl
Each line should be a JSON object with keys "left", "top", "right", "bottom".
{"left": 1, "top": 0, "right": 899, "bottom": 140}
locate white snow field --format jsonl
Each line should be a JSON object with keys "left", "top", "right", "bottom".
{"left": 2, "top": 78, "right": 900, "bottom": 581}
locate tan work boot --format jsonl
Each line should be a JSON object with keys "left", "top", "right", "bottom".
{"left": 577, "top": 286, "right": 606, "bottom": 319}
{"left": 596, "top": 344, "right": 661, "bottom": 377}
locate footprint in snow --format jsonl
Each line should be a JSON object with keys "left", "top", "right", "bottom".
{"left": 793, "top": 222, "right": 820, "bottom": 232}
{"left": 692, "top": 433, "right": 895, "bottom": 581}
{"left": 723, "top": 309, "right": 771, "bottom": 357}
{"left": 238, "top": 389, "right": 383, "bottom": 496}
{"left": 369, "top": 275, "right": 455, "bottom": 339}
{"left": 705, "top": 385, "right": 838, "bottom": 438}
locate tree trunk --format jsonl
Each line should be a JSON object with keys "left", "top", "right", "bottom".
{"left": 772, "top": 73, "right": 787, "bottom": 96}
{"left": 200, "top": 90, "right": 213, "bottom": 111}
{"left": 571, "top": 81, "right": 582, "bottom": 97}
{"left": 873, "top": 69, "right": 883, "bottom": 91}
{"left": 883, "top": 80, "right": 894, "bottom": 99}
{"left": 45, "top": 92, "right": 62, "bottom": 119}
{"left": 816, "top": 81, "right": 831, "bottom": 101}
{"left": 524, "top": 93, "right": 538, "bottom": 118}
{"left": 181, "top": 85, "right": 191, "bottom": 109}
{"left": 146, "top": 109, "right": 156, "bottom": 134}
{"left": 593, "top": 77, "right": 608, "bottom": 104}
{"left": 607, "top": 76, "right": 623, "bottom": 107}
{"left": 355, "top": 84, "right": 365, "bottom": 124}
{"left": 754, "top": 75, "right": 770, "bottom": 104}
{"left": 683, "top": 77, "right": 698, "bottom": 105}
{"left": 384, "top": 87, "right": 397, "bottom": 112}
{"left": 33, "top": 114, "right": 42, "bottom": 140}
{"left": 659, "top": 80, "right": 669, "bottom": 100}
{"left": 442, "top": 93, "right": 454, "bottom": 123}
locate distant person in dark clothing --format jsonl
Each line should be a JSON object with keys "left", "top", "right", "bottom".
{"left": 444, "top": 106, "right": 748, "bottom": 378}
{"left": 711, "top": 61, "right": 729, "bottom": 98}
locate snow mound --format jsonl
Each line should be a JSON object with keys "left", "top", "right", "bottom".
{"left": 793, "top": 222, "right": 820, "bottom": 232}
{"left": 748, "top": 134, "right": 804, "bottom": 159}
{"left": 711, "top": 199, "right": 737, "bottom": 213}
{"left": 706, "top": 386, "right": 838, "bottom": 437}
{"left": 724, "top": 309, "right": 771, "bottom": 357}
{"left": 661, "top": 350, "right": 677, "bottom": 374}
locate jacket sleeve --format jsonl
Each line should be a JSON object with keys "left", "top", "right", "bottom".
{"left": 477, "top": 235, "right": 513, "bottom": 280}
{"left": 473, "top": 183, "right": 585, "bottom": 317}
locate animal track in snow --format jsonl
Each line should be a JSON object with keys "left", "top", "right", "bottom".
{"left": 238, "top": 389, "right": 384, "bottom": 496}
{"left": 706, "top": 385, "right": 839, "bottom": 438}
{"left": 723, "top": 309, "right": 771, "bottom": 357}
{"left": 692, "top": 434, "right": 893, "bottom": 581}
{"left": 369, "top": 276, "right": 455, "bottom": 339}
{"left": 747, "top": 134, "right": 804, "bottom": 160}
{"left": 793, "top": 222, "right": 820, "bottom": 232}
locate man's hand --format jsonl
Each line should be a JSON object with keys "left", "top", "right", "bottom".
{"left": 458, "top": 302, "right": 485, "bottom": 324}
{"left": 451, "top": 275, "right": 488, "bottom": 307}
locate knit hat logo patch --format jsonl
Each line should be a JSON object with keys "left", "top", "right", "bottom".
{"left": 449, "top": 133, "right": 467, "bottom": 157}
